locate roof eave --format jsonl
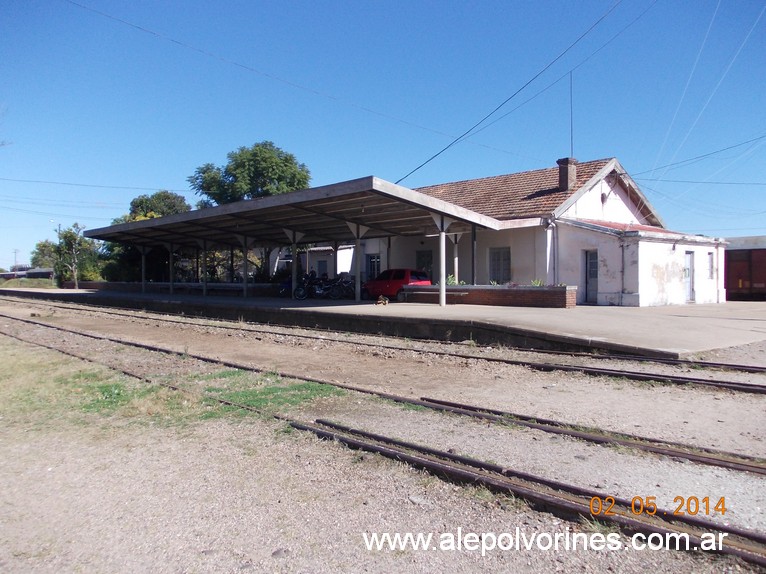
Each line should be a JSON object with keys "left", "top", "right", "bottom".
{"left": 371, "top": 177, "right": 502, "bottom": 230}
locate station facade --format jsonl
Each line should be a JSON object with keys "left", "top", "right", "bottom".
{"left": 86, "top": 157, "right": 726, "bottom": 307}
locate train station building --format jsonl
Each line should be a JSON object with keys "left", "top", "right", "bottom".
{"left": 85, "top": 157, "right": 727, "bottom": 307}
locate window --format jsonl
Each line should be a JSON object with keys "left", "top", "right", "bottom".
{"left": 366, "top": 254, "right": 381, "bottom": 281}
{"left": 708, "top": 252, "right": 715, "bottom": 280}
{"left": 489, "top": 247, "right": 511, "bottom": 284}
{"left": 416, "top": 250, "right": 433, "bottom": 278}
{"left": 317, "top": 260, "right": 328, "bottom": 277}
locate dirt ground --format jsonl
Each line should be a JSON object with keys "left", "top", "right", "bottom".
{"left": 0, "top": 297, "right": 763, "bottom": 573}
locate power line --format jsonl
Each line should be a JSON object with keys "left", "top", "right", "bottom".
{"left": 464, "top": 0, "right": 657, "bottom": 141}
{"left": 657, "top": 4, "right": 766, "bottom": 180}
{"left": 395, "top": 0, "right": 624, "bottom": 184}
{"left": 0, "top": 204, "right": 113, "bottom": 220}
{"left": 635, "top": 178, "right": 766, "bottom": 186}
{"left": 60, "top": 0, "right": 535, "bottom": 162}
{"left": 0, "top": 194, "right": 125, "bottom": 208}
{"left": 650, "top": 0, "right": 721, "bottom": 177}
{"left": 683, "top": 227, "right": 766, "bottom": 233}
{"left": 640, "top": 183, "right": 762, "bottom": 218}
{"left": 0, "top": 176, "right": 193, "bottom": 194}
{"left": 632, "top": 133, "right": 766, "bottom": 175}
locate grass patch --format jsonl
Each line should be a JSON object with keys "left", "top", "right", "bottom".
{"left": 197, "top": 369, "right": 246, "bottom": 381}
{"left": 374, "top": 396, "right": 429, "bottom": 413}
{"left": 0, "top": 340, "right": 345, "bottom": 427}
{"left": 82, "top": 382, "right": 132, "bottom": 412}
{"left": 578, "top": 515, "right": 620, "bottom": 535}
{"left": 191, "top": 369, "right": 279, "bottom": 391}
{"left": 397, "top": 401, "right": 429, "bottom": 412}
{"left": 0, "top": 339, "right": 214, "bottom": 426}
{"left": 0, "top": 278, "right": 58, "bottom": 289}
{"left": 207, "top": 381, "right": 345, "bottom": 417}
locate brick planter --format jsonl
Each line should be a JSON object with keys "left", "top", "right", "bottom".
{"left": 401, "top": 285, "right": 577, "bottom": 308}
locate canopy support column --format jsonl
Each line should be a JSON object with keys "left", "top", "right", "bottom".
{"left": 431, "top": 214, "right": 454, "bottom": 307}
{"left": 346, "top": 222, "right": 369, "bottom": 302}
{"left": 283, "top": 229, "right": 305, "bottom": 298}
{"left": 450, "top": 233, "right": 462, "bottom": 284}
{"left": 439, "top": 228, "right": 446, "bottom": 306}
{"left": 471, "top": 224, "right": 477, "bottom": 285}
{"left": 332, "top": 241, "right": 338, "bottom": 278}
{"left": 196, "top": 240, "right": 208, "bottom": 297}
{"left": 237, "top": 235, "right": 253, "bottom": 298}
{"left": 137, "top": 246, "right": 152, "bottom": 294}
{"left": 164, "top": 243, "right": 174, "bottom": 295}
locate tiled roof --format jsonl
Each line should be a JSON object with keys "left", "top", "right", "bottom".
{"left": 415, "top": 158, "right": 613, "bottom": 220}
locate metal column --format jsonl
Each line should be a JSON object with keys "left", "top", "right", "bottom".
{"left": 346, "top": 222, "right": 369, "bottom": 302}
{"left": 439, "top": 225, "right": 446, "bottom": 307}
{"left": 471, "top": 224, "right": 477, "bottom": 285}
{"left": 167, "top": 243, "right": 174, "bottom": 295}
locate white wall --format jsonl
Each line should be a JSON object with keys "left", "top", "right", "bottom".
{"left": 457, "top": 227, "right": 546, "bottom": 285}
{"left": 350, "top": 236, "right": 439, "bottom": 281}
{"left": 560, "top": 178, "right": 645, "bottom": 224}
{"left": 637, "top": 241, "right": 725, "bottom": 306}
{"left": 555, "top": 224, "right": 629, "bottom": 305}
{"left": 344, "top": 214, "right": 725, "bottom": 308}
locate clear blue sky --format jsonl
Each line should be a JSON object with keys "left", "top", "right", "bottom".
{"left": 2, "top": 0, "right": 765, "bottom": 270}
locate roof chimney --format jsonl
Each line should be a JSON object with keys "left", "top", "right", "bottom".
{"left": 557, "top": 157, "right": 578, "bottom": 192}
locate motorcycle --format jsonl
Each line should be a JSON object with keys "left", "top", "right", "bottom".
{"left": 293, "top": 273, "right": 335, "bottom": 300}
{"left": 329, "top": 277, "right": 355, "bottom": 300}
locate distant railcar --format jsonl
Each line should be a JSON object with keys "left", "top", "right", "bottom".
{"left": 25, "top": 268, "right": 54, "bottom": 279}
{"left": 726, "top": 248, "right": 766, "bottom": 300}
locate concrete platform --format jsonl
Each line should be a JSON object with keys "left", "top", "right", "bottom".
{"left": 3, "top": 288, "right": 766, "bottom": 359}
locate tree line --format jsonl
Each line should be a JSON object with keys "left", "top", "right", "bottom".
{"left": 25, "top": 141, "right": 310, "bottom": 286}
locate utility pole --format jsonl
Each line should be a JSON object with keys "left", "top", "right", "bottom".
{"left": 13, "top": 249, "right": 19, "bottom": 278}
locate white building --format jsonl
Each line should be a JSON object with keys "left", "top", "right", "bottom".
{"left": 353, "top": 158, "right": 726, "bottom": 306}
{"left": 86, "top": 157, "right": 726, "bottom": 307}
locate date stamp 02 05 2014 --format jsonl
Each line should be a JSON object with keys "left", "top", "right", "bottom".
{"left": 589, "top": 496, "right": 727, "bottom": 518}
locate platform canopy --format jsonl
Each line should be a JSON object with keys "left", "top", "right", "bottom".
{"left": 86, "top": 176, "right": 501, "bottom": 249}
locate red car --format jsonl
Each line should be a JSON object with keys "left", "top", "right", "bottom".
{"left": 361, "top": 269, "right": 431, "bottom": 301}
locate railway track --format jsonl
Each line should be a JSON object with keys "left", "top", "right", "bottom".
{"left": 1, "top": 317, "right": 765, "bottom": 567}
{"left": 300, "top": 421, "right": 766, "bottom": 568}
{"left": 1, "top": 297, "right": 765, "bottom": 393}
{"left": 1, "top": 311, "right": 764, "bottom": 475}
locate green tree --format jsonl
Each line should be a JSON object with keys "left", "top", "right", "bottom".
{"left": 128, "top": 190, "right": 191, "bottom": 220}
{"left": 57, "top": 223, "right": 100, "bottom": 288}
{"left": 31, "top": 239, "right": 58, "bottom": 268}
{"left": 188, "top": 141, "right": 310, "bottom": 206}
{"left": 101, "top": 191, "right": 192, "bottom": 281}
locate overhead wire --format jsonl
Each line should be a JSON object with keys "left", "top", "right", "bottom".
{"left": 639, "top": 183, "right": 761, "bottom": 219}
{"left": 635, "top": 178, "right": 766, "bottom": 186}
{"left": 657, "top": 4, "right": 766, "bottom": 180}
{"left": 0, "top": 204, "right": 113, "bottom": 221}
{"left": 465, "top": 0, "right": 658, "bottom": 141}
{"left": 632, "top": 132, "right": 766, "bottom": 176}
{"left": 35, "top": 1, "right": 766, "bottom": 236}
{"left": 649, "top": 0, "right": 721, "bottom": 177}
{"left": 0, "top": 176, "right": 193, "bottom": 195}
{"left": 649, "top": 137, "right": 765, "bottom": 205}
{"left": 60, "top": 0, "right": 536, "bottom": 163}
{"left": 635, "top": 135, "right": 765, "bottom": 227}
{"left": 0, "top": 193, "right": 126, "bottom": 209}
{"left": 394, "top": 0, "right": 624, "bottom": 184}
